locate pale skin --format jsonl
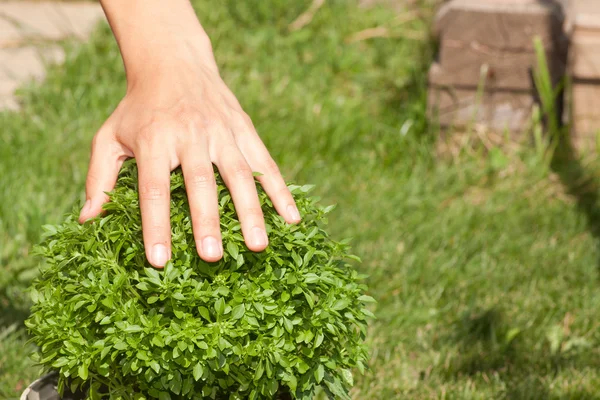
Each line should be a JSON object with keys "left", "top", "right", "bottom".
{"left": 79, "top": 0, "right": 301, "bottom": 268}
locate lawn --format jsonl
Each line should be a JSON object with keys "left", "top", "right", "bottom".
{"left": 3, "top": 0, "right": 600, "bottom": 399}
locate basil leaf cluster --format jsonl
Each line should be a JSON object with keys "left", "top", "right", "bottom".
{"left": 26, "top": 161, "right": 373, "bottom": 400}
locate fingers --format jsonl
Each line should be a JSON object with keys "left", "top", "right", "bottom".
{"left": 137, "top": 150, "right": 172, "bottom": 268}
{"left": 79, "top": 130, "right": 126, "bottom": 223}
{"left": 233, "top": 117, "right": 301, "bottom": 224}
{"left": 214, "top": 142, "right": 268, "bottom": 253}
{"left": 248, "top": 151, "right": 300, "bottom": 224}
{"left": 181, "top": 146, "right": 223, "bottom": 262}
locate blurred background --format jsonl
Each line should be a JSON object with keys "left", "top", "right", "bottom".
{"left": 2, "top": 0, "right": 600, "bottom": 398}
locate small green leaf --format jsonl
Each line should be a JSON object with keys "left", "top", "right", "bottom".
{"left": 323, "top": 204, "right": 336, "bottom": 213}
{"left": 170, "top": 371, "right": 182, "bottom": 395}
{"left": 341, "top": 368, "right": 354, "bottom": 386}
{"left": 100, "top": 346, "right": 111, "bottom": 360}
{"left": 314, "top": 364, "right": 324, "bottom": 383}
{"left": 231, "top": 304, "right": 245, "bottom": 320}
{"left": 214, "top": 298, "right": 226, "bottom": 316}
{"left": 314, "top": 331, "right": 324, "bottom": 348}
{"left": 357, "top": 295, "right": 376, "bottom": 303}
{"left": 78, "top": 363, "right": 89, "bottom": 380}
{"left": 144, "top": 268, "right": 162, "bottom": 283}
{"left": 226, "top": 242, "right": 239, "bottom": 259}
{"left": 198, "top": 306, "right": 211, "bottom": 322}
{"left": 254, "top": 361, "right": 264, "bottom": 380}
{"left": 41, "top": 224, "right": 58, "bottom": 236}
{"left": 286, "top": 373, "right": 298, "bottom": 392}
{"left": 361, "top": 308, "right": 376, "bottom": 318}
{"left": 149, "top": 361, "right": 160, "bottom": 374}
{"left": 114, "top": 341, "right": 127, "bottom": 350}
{"left": 331, "top": 299, "right": 350, "bottom": 311}
{"left": 197, "top": 341, "right": 208, "bottom": 350}
{"left": 52, "top": 358, "right": 69, "bottom": 368}
{"left": 124, "top": 325, "right": 143, "bottom": 333}
{"left": 283, "top": 317, "right": 293, "bottom": 334}
{"left": 303, "top": 291, "right": 314, "bottom": 308}
{"left": 193, "top": 362, "right": 204, "bottom": 381}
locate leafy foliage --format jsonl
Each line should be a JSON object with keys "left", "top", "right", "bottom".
{"left": 26, "top": 161, "right": 372, "bottom": 400}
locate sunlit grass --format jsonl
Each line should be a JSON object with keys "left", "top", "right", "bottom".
{"left": 2, "top": 1, "right": 600, "bottom": 399}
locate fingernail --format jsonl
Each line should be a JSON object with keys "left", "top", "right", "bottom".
{"left": 79, "top": 200, "right": 91, "bottom": 219}
{"left": 251, "top": 227, "right": 268, "bottom": 248}
{"left": 151, "top": 244, "right": 169, "bottom": 267}
{"left": 287, "top": 204, "right": 301, "bottom": 222}
{"left": 202, "top": 236, "right": 222, "bottom": 259}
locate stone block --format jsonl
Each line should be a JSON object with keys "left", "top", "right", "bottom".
{"left": 431, "top": 47, "right": 563, "bottom": 91}
{"left": 433, "top": 0, "right": 568, "bottom": 90}
{"left": 570, "top": 30, "right": 600, "bottom": 79}
{"left": 429, "top": 0, "right": 569, "bottom": 132}
{"left": 568, "top": 0, "right": 600, "bottom": 145}
{"left": 571, "top": 83, "right": 600, "bottom": 148}
{"left": 428, "top": 83, "right": 534, "bottom": 132}
{"left": 435, "top": 0, "right": 567, "bottom": 53}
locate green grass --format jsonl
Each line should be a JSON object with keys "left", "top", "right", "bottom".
{"left": 2, "top": 0, "right": 600, "bottom": 399}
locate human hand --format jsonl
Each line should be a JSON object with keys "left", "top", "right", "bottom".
{"left": 80, "top": 0, "right": 300, "bottom": 267}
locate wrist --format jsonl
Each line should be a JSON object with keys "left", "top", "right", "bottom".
{"left": 100, "top": 0, "right": 216, "bottom": 84}
{"left": 123, "top": 34, "right": 216, "bottom": 88}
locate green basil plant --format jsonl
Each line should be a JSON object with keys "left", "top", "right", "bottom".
{"left": 26, "top": 161, "right": 373, "bottom": 400}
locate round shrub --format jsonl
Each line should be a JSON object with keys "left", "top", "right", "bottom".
{"left": 26, "top": 161, "right": 373, "bottom": 400}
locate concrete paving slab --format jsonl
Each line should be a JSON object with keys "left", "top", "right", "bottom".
{"left": 0, "top": 44, "right": 64, "bottom": 109}
{"left": 0, "top": 1, "right": 104, "bottom": 47}
{"left": 0, "top": 2, "right": 103, "bottom": 110}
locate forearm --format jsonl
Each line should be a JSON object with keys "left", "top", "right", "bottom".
{"left": 100, "top": 0, "right": 216, "bottom": 85}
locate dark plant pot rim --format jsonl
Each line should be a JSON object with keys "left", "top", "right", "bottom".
{"left": 22, "top": 372, "right": 294, "bottom": 400}
{"left": 21, "top": 372, "right": 87, "bottom": 400}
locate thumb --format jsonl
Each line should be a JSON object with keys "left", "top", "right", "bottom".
{"left": 79, "top": 132, "right": 127, "bottom": 223}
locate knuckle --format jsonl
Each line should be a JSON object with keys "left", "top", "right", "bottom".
{"left": 203, "top": 116, "right": 228, "bottom": 134}
{"left": 231, "top": 160, "right": 253, "bottom": 180}
{"left": 139, "top": 181, "right": 168, "bottom": 201}
{"left": 236, "top": 110, "right": 254, "bottom": 128}
{"left": 144, "top": 231, "right": 169, "bottom": 247}
{"left": 195, "top": 215, "right": 221, "bottom": 229}
{"left": 262, "top": 157, "right": 281, "bottom": 176}
{"left": 92, "top": 122, "right": 115, "bottom": 144}
{"left": 276, "top": 184, "right": 293, "bottom": 199}
{"left": 91, "top": 133, "right": 125, "bottom": 160}
{"left": 147, "top": 224, "right": 167, "bottom": 235}
{"left": 182, "top": 112, "right": 206, "bottom": 131}
{"left": 91, "top": 133, "right": 102, "bottom": 149}
{"left": 241, "top": 111, "right": 254, "bottom": 125}
{"left": 143, "top": 223, "right": 169, "bottom": 241}
{"left": 217, "top": 143, "right": 238, "bottom": 159}
{"left": 134, "top": 128, "right": 157, "bottom": 149}
{"left": 85, "top": 172, "right": 103, "bottom": 195}
{"left": 241, "top": 206, "right": 264, "bottom": 219}
{"left": 186, "top": 165, "right": 214, "bottom": 190}
{"left": 91, "top": 133, "right": 110, "bottom": 155}
{"left": 86, "top": 169, "right": 101, "bottom": 186}
{"left": 134, "top": 121, "right": 169, "bottom": 149}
